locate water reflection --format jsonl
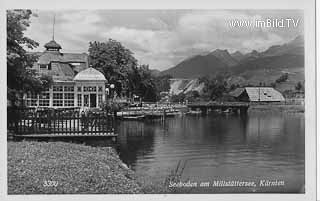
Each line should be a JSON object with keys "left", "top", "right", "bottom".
{"left": 117, "top": 112, "right": 305, "bottom": 193}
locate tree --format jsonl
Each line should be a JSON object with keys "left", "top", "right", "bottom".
{"left": 170, "top": 93, "right": 185, "bottom": 103}
{"left": 155, "top": 74, "right": 172, "bottom": 92}
{"left": 201, "top": 73, "right": 229, "bottom": 100}
{"left": 185, "top": 90, "right": 200, "bottom": 102}
{"left": 7, "top": 10, "right": 48, "bottom": 106}
{"left": 128, "top": 64, "right": 158, "bottom": 102}
{"left": 276, "top": 73, "right": 289, "bottom": 83}
{"left": 295, "top": 81, "right": 304, "bottom": 91}
{"left": 88, "top": 39, "right": 138, "bottom": 96}
{"left": 229, "top": 83, "right": 241, "bottom": 91}
{"left": 89, "top": 39, "right": 160, "bottom": 102}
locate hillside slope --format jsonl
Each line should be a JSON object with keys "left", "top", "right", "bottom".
{"left": 209, "top": 49, "right": 238, "bottom": 67}
{"left": 160, "top": 35, "right": 304, "bottom": 91}
{"left": 161, "top": 54, "right": 228, "bottom": 78}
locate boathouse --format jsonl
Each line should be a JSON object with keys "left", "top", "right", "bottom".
{"left": 229, "top": 87, "right": 285, "bottom": 102}
{"left": 24, "top": 39, "right": 107, "bottom": 108}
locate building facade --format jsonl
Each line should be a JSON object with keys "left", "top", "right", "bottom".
{"left": 24, "top": 39, "right": 107, "bottom": 108}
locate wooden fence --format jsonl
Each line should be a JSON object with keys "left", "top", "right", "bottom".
{"left": 7, "top": 108, "right": 116, "bottom": 137}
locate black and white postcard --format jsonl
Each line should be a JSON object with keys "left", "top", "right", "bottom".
{"left": 1, "top": 0, "right": 317, "bottom": 201}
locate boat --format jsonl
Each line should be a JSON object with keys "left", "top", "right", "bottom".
{"left": 222, "top": 108, "right": 233, "bottom": 114}
{"left": 122, "top": 115, "right": 145, "bottom": 120}
{"left": 165, "top": 111, "right": 181, "bottom": 117}
{"left": 186, "top": 110, "right": 202, "bottom": 115}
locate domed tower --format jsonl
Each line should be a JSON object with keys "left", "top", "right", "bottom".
{"left": 44, "top": 14, "right": 62, "bottom": 53}
{"left": 44, "top": 39, "right": 62, "bottom": 53}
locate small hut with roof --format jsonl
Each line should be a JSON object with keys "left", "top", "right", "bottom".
{"left": 229, "top": 87, "right": 285, "bottom": 102}
{"left": 25, "top": 39, "right": 107, "bottom": 108}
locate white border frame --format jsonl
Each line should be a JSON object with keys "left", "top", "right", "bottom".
{"left": 0, "top": 0, "right": 316, "bottom": 201}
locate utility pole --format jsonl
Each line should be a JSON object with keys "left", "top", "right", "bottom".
{"left": 258, "top": 82, "right": 261, "bottom": 102}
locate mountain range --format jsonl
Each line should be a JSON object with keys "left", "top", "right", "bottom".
{"left": 160, "top": 35, "right": 304, "bottom": 92}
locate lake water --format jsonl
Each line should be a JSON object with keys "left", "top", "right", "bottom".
{"left": 116, "top": 111, "right": 305, "bottom": 193}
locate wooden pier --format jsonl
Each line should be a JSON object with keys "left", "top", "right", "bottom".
{"left": 187, "top": 102, "right": 250, "bottom": 115}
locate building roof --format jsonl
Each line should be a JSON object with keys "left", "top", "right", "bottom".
{"left": 73, "top": 67, "right": 107, "bottom": 81}
{"left": 230, "top": 87, "right": 285, "bottom": 102}
{"left": 245, "top": 87, "right": 285, "bottom": 101}
{"left": 37, "top": 62, "right": 75, "bottom": 81}
{"left": 58, "top": 63, "right": 75, "bottom": 78}
{"left": 38, "top": 39, "right": 88, "bottom": 65}
{"left": 44, "top": 40, "right": 62, "bottom": 50}
{"left": 38, "top": 51, "right": 62, "bottom": 64}
{"left": 37, "top": 52, "right": 88, "bottom": 65}
{"left": 30, "top": 39, "right": 92, "bottom": 82}
{"left": 62, "top": 53, "right": 88, "bottom": 63}
{"left": 32, "top": 52, "right": 87, "bottom": 82}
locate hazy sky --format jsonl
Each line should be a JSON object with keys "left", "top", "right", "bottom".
{"left": 24, "top": 10, "right": 303, "bottom": 70}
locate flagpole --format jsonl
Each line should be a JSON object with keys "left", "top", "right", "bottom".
{"left": 52, "top": 13, "right": 55, "bottom": 40}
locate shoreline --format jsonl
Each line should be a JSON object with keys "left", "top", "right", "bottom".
{"left": 7, "top": 104, "right": 304, "bottom": 194}
{"left": 248, "top": 104, "right": 304, "bottom": 113}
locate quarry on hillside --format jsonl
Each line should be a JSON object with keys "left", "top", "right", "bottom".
{"left": 169, "top": 78, "right": 205, "bottom": 95}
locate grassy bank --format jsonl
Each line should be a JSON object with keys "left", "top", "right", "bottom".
{"left": 8, "top": 141, "right": 142, "bottom": 194}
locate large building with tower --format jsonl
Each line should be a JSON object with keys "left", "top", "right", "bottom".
{"left": 25, "top": 39, "right": 107, "bottom": 108}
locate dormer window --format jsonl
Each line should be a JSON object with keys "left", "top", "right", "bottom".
{"left": 39, "top": 64, "right": 48, "bottom": 69}
{"left": 39, "top": 63, "right": 52, "bottom": 70}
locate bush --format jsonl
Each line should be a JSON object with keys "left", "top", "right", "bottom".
{"left": 170, "top": 93, "right": 185, "bottom": 103}
{"left": 185, "top": 91, "right": 200, "bottom": 102}
{"left": 295, "top": 82, "right": 304, "bottom": 91}
{"left": 100, "top": 100, "right": 121, "bottom": 112}
{"left": 276, "top": 73, "right": 289, "bottom": 83}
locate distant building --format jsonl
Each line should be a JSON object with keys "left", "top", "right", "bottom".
{"left": 229, "top": 87, "right": 285, "bottom": 102}
{"left": 25, "top": 39, "right": 107, "bottom": 108}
